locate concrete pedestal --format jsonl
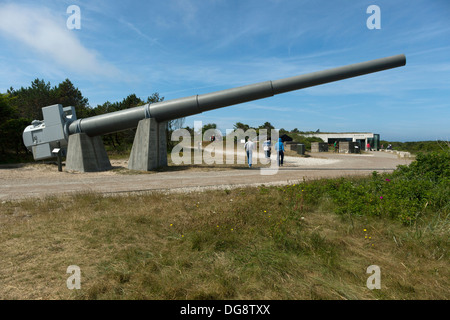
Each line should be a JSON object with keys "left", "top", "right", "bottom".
{"left": 339, "top": 141, "right": 358, "bottom": 154}
{"left": 65, "top": 133, "right": 112, "bottom": 172}
{"left": 311, "top": 142, "right": 329, "bottom": 152}
{"left": 128, "top": 118, "right": 167, "bottom": 171}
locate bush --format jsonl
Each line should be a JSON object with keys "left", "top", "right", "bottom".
{"left": 283, "top": 149, "right": 449, "bottom": 224}
{"left": 394, "top": 150, "right": 450, "bottom": 182}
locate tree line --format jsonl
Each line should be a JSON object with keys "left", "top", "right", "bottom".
{"left": 0, "top": 78, "right": 174, "bottom": 163}
{"left": 185, "top": 121, "right": 324, "bottom": 151}
{"left": 1, "top": 78, "right": 91, "bottom": 161}
{"left": 187, "top": 121, "right": 302, "bottom": 138}
{"left": 1, "top": 77, "right": 348, "bottom": 164}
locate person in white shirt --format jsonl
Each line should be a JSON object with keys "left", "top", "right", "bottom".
{"left": 244, "top": 138, "right": 255, "bottom": 168}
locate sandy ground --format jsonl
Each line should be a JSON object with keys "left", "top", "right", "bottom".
{"left": 0, "top": 151, "right": 413, "bottom": 201}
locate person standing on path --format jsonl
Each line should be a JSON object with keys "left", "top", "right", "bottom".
{"left": 274, "top": 137, "right": 285, "bottom": 166}
{"left": 244, "top": 138, "right": 255, "bottom": 168}
{"left": 263, "top": 137, "right": 272, "bottom": 160}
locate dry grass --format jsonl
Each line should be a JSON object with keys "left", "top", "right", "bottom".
{"left": 0, "top": 184, "right": 448, "bottom": 300}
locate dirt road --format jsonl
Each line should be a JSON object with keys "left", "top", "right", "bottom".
{"left": 0, "top": 151, "right": 413, "bottom": 201}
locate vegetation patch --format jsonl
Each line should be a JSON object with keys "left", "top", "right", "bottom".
{"left": 0, "top": 150, "right": 448, "bottom": 299}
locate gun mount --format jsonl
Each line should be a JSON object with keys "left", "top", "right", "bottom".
{"left": 23, "top": 54, "right": 406, "bottom": 171}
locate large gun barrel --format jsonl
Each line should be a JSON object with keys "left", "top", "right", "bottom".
{"left": 23, "top": 54, "right": 405, "bottom": 162}
{"left": 68, "top": 54, "right": 405, "bottom": 137}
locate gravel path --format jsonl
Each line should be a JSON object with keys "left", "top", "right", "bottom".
{"left": 0, "top": 151, "right": 413, "bottom": 201}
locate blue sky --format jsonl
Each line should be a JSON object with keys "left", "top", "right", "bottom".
{"left": 0, "top": 0, "right": 449, "bottom": 142}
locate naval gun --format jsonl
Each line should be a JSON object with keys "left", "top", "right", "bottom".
{"left": 22, "top": 54, "right": 406, "bottom": 172}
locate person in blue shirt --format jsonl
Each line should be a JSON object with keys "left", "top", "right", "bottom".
{"left": 274, "top": 138, "right": 285, "bottom": 166}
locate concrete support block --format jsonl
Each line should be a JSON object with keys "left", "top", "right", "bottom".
{"left": 286, "top": 142, "right": 305, "bottom": 155}
{"left": 339, "top": 141, "right": 350, "bottom": 153}
{"left": 296, "top": 143, "right": 305, "bottom": 155}
{"left": 128, "top": 118, "right": 167, "bottom": 171}
{"left": 339, "top": 141, "right": 359, "bottom": 153}
{"left": 65, "top": 133, "right": 112, "bottom": 172}
{"left": 311, "top": 142, "right": 329, "bottom": 152}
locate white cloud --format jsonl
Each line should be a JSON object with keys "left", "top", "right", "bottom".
{"left": 0, "top": 3, "right": 119, "bottom": 78}
{"left": 241, "top": 103, "right": 292, "bottom": 113}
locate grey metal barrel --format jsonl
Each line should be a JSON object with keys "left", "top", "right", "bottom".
{"left": 69, "top": 54, "right": 405, "bottom": 137}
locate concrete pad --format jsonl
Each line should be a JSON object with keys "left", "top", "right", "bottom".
{"left": 0, "top": 151, "right": 414, "bottom": 200}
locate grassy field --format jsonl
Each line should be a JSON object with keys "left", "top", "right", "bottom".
{"left": 0, "top": 173, "right": 448, "bottom": 300}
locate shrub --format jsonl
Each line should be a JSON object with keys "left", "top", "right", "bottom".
{"left": 283, "top": 149, "right": 449, "bottom": 224}
{"left": 394, "top": 150, "right": 450, "bottom": 183}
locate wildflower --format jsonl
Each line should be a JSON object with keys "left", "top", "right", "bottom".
{"left": 364, "top": 229, "right": 367, "bottom": 232}
{"left": 380, "top": 196, "right": 383, "bottom": 199}
{"left": 385, "top": 178, "right": 391, "bottom": 182}
{"left": 170, "top": 224, "right": 173, "bottom": 227}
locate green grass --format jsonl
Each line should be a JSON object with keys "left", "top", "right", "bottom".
{"left": 0, "top": 150, "right": 448, "bottom": 300}
{"left": 0, "top": 182, "right": 448, "bottom": 300}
